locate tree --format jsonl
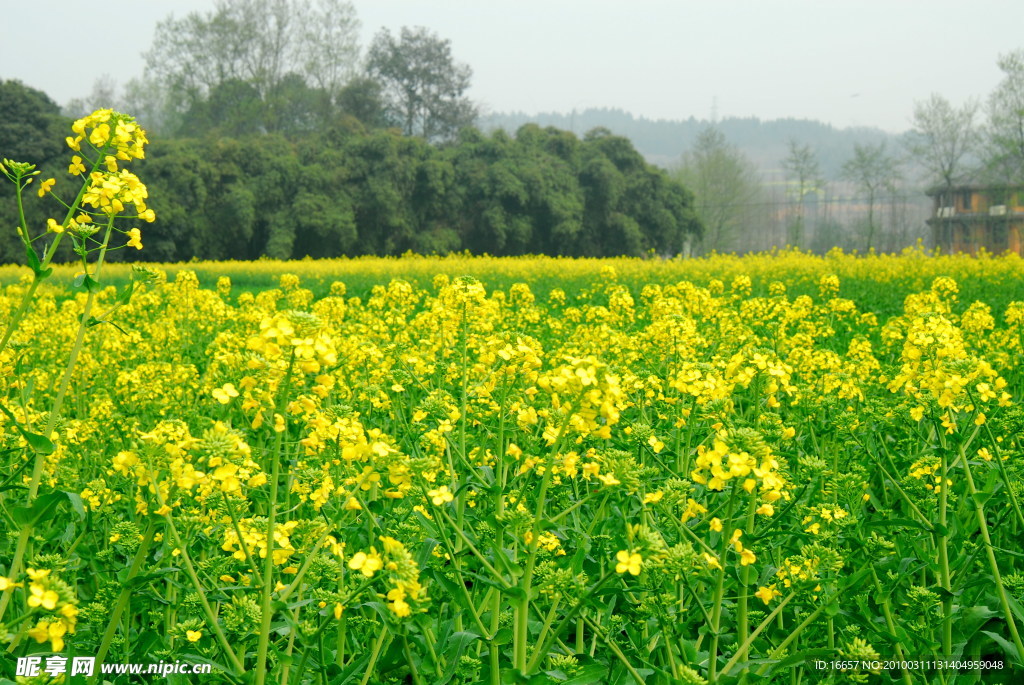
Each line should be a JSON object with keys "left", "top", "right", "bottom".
{"left": 675, "top": 127, "right": 761, "bottom": 253}
{"left": 293, "top": 0, "right": 361, "bottom": 98}
{"left": 336, "top": 77, "right": 389, "bottom": 129}
{"left": 985, "top": 49, "right": 1024, "bottom": 183}
{"left": 141, "top": 0, "right": 360, "bottom": 133}
{"left": 905, "top": 93, "right": 979, "bottom": 190}
{"left": 62, "top": 75, "right": 120, "bottom": 119}
{"left": 781, "top": 139, "right": 824, "bottom": 248}
{"left": 366, "top": 26, "right": 477, "bottom": 141}
{"left": 0, "top": 80, "right": 71, "bottom": 262}
{"left": 841, "top": 142, "right": 900, "bottom": 252}
{"left": 0, "top": 80, "right": 66, "bottom": 164}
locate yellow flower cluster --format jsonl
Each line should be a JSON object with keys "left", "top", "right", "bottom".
{"left": 221, "top": 519, "right": 299, "bottom": 565}
{"left": 775, "top": 556, "right": 822, "bottom": 592}
{"left": 21, "top": 569, "right": 78, "bottom": 652}
{"left": 348, "top": 536, "right": 427, "bottom": 618}
{"left": 802, "top": 506, "right": 849, "bottom": 534}
{"left": 690, "top": 430, "right": 787, "bottom": 499}
{"left": 536, "top": 356, "right": 626, "bottom": 444}
{"left": 886, "top": 279, "right": 1011, "bottom": 421}
{"left": 67, "top": 109, "right": 148, "bottom": 161}
{"left": 908, "top": 457, "right": 952, "bottom": 494}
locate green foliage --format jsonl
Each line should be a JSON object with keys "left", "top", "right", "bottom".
{"left": 0, "top": 81, "right": 72, "bottom": 263}
{"left": 129, "top": 125, "right": 699, "bottom": 261}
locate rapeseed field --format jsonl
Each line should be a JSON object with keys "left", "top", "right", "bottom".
{"left": 1, "top": 111, "right": 1022, "bottom": 684}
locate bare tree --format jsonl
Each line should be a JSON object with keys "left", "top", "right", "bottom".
{"left": 905, "top": 93, "right": 979, "bottom": 191}
{"left": 841, "top": 142, "right": 901, "bottom": 252}
{"left": 781, "top": 139, "right": 824, "bottom": 249}
{"left": 295, "top": 0, "right": 361, "bottom": 98}
{"left": 675, "top": 127, "right": 763, "bottom": 253}
{"left": 141, "top": 0, "right": 360, "bottom": 128}
{"left": 62, "top": 75, "right": 120, "bottom": 118}
{"left": 985, "top": 49, "right": 1024, "bottom": 182}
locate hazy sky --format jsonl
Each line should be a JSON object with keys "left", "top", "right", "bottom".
{"left": 2, "top": 0, "right": 1021, "bottom": 133}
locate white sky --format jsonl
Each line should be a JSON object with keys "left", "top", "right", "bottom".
{"left": 2, "top": 0, "right": 1022, "bottom": 133}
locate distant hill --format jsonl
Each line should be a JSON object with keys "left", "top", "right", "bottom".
{"left": 481, "top": 108, "right": 907, "bottom": 180}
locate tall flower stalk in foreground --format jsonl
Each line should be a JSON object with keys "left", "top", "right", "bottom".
{"left": 0, "top": 109, "right": 154, "bottom": 623}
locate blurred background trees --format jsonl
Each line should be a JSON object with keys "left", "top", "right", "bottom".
{"left": 4, "top": 0, "right": 1024, "bottom": 261}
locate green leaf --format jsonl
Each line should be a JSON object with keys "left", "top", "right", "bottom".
{"left": 762, "top": 648, "right": 835, "bottom": 676}
{"left": 440, "top": 631, "right": 481, "bottom": 683}
{"left": 980, "top": 630, "right": 1023, "bottom": 666}
{"left": 972, "top": 490, "right": 994, "bottom": 507}
{"left": 23, "top": 430, "right": 55, "bottom": 454}
{"left": 13, "top": 490, "right": 83, "bottom": 528}
{"left": 1008, "top": 594, "right": 1024, "bottom": 625}
{"left": 499, "top": 668, "right": 530, "bottom": 684}
{"left": 865, "top": 517, "right": 932, "bottom": 532}
{"left": 490, "top": 628, "right": 513, "bottom": 645}
{"left": 72, "top": 273, "right": 100, "bottom": 292}
{"left": 116, "top": 279, "right": 136, "bottom": 306}
{"left": 24, "top": 242, "right": 43, "bottom": 276}
{"left": 88, "top": 319, "right": 129, "bottom": 336}
{"left": 126, "top": 567, "right": 182, "bottom": 588}
{"left": 0, "top": 401, "right": 55, "bottom": 454}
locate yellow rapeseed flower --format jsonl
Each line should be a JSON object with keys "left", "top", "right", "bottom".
{"left": 428, "top": 485, "right": 454, "bottom": 506}
{"left": 615, "top": 550, "right": 643, "bottom": 576}
{"left": 126, "top": 227, "right": 143, "bottom": 250}
{"left": 348, "top": 549, "right": 383, "bottom": 577}
{"left": 212, "top": 383, "right": 240, "bottom": 404}
{"left": 754, "top": 585, "right": 781, "bottom": 605}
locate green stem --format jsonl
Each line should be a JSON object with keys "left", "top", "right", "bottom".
{"left": 735, "top": 496, "right": 758, "bottom": 668}
{"left": 489, "top": 589, "right": 501, "bottom": 685}
{"left": 90, "top": 520, "right": 157, "bottom": 675}
{"left": 359, "top": 624, "right": 390, "bottom": 685}
{"left": 524, "top": 569, "right": 616, "bottom": 673}
{"left": 0, "top": 280, "right": 41, "bottom": 355}
{"left": 708, "top": 484, "right": 739, "bottom": 681}
{"left": 938, "top": 448, "right": 952, "bottom": 657}
{"left": 981, "top": 420, "right": 1024, "bottom": 529}
{"left": 870, "top": 569, "right": 914, "bottom": 685}
{"left": 0, "top": 219, "right": 116, "bottom": 624}
{"left": 255, "top": 352, "right": 296, "bottom": 685}
{"left": 755, "top": 601, "right": 828, "bottom": 676}
{"left": 223, "top": 494, "right": 266, "bottom": 588}
{"left": 431, "top": 508, "right": 491, "bottom": 638}
{"left": 162, "top": 505, "right": 244, "bottom": 673}
{"left": 719, "top": 592, "right": 794, "bottom": 677}
{"left": 581, "top": 613, "right": 646, "bottom": 684}
{"left": 434, "top": 507, "right": 509, "bottom": 587}
{"left": 403, "top": 632, "right": 424, "bottom": 685}
{"left": 530, "top": 595, "right": 563, "bottom": 666}
{"left": 959, "top": 445, "right": 1024, "bottom": 663}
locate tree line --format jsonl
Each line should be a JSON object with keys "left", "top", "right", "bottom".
{"left": 0, "top": 0, "right": 704, "bottom": 263}
{"left": 0, "top": 79, "right": 700, "bottom": 263}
